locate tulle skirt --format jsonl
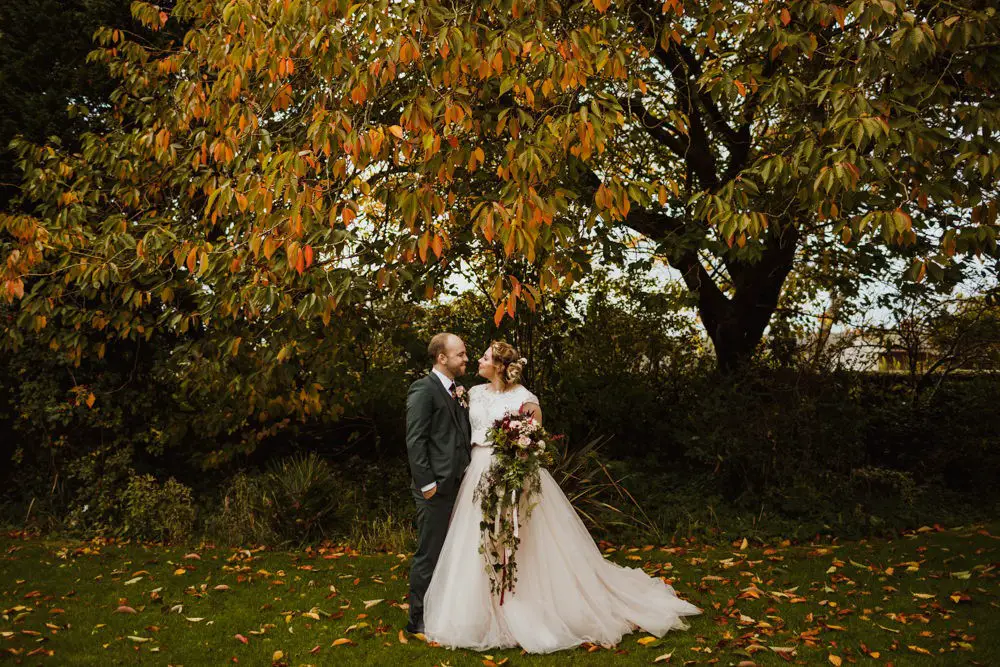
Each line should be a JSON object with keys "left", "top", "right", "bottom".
{"left": 423, "top": 446, "right": 700, "bottom": 653}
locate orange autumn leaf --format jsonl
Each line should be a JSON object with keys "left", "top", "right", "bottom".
{"left": 342, "top": 206, "right": 356, "bottom": 226}
{"left": 494, "top": 300, "right": 506, "bottom": 327}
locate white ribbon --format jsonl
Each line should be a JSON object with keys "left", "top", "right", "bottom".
{"left": 511, "top": 489, "right": 519, "bottom": 540}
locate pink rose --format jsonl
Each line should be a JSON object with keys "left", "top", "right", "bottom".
{"left": 517, "top": 435, "right": 531, "bottom": 448}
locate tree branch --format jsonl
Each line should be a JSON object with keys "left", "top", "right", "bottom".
{"left": 615, "top": 94, "right": 688, "bottom": 157}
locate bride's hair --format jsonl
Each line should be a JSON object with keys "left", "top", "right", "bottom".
{"left": 491, "top": 341, "right": 527, "bottom": 386}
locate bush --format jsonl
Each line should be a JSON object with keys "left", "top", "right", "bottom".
{"left": 212, "top": 471, "right": 278, "bottom": 546}
{"left": 212, "top": 453, "right": 352, "bottom": 546}
{"left": 120, "top": 473, "right": 196, "bottom": 543}
{"left": 63, "top": 444, "right": 136, "bottom": 536}
{"left": 264, "top": 452, "right": 347, "bottom": 544}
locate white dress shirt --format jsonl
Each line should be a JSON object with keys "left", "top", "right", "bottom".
{"left": 421, "top": 369, "right": 456, "bottom": 493}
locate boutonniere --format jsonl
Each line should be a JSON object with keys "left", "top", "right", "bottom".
{"left": 454, "top": 385, "right": 469, "bottom": 410}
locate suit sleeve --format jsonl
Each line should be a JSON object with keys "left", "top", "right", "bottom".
{"left": 405, "top": 381, "right": 437, "bottom": 489}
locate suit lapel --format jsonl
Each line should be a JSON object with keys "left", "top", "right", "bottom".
{"left": 427, "top": 372, "right": 461, "bottom": 430}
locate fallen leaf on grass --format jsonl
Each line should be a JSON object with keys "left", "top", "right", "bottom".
{"left": 908, "top": 645, "right": 932, "bottom": 655}
{"left": 654, "top": 652, "right": 672, "bottom": 662}
{"left": 124, "top": 577, "right": 143, "bottom": 585}
{"left": 398, "top": 630, "right": 408, "bottom": 644}
{"left": 127, "top": 636, "right": 152, "bottom": 643}
{"left": 185, "top": 617, "right": 205, "bottom": 622}
{"left": 363, "top": 599, "right": 383, "bottom": 609}
{"left": 26, "top": 648, "right": 53, "bottom": 657}
{"left": 829, "top": 655, "right": 842, "bottom": 666}
{"left": 235, "top": 634, "right": 248, "bottom": 644}
{"left": 637, "top": 636, "right": 658, "bottom": 646}
{"left": 114, "top": 605, "right": 137, "bottom": 614}
{"left": 332, "top": 638, "right": 355, "bottom": 647}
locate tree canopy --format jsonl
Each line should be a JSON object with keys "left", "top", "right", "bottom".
{"left": 2, "top": 0, "right": 998, "bottom": 376}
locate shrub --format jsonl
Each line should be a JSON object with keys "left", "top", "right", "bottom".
{"left": 264, "top": 452, "right": 348, "bottom": 544}
{"left": 212, "top": 471, "right": 278, "bottom": 546}
{"left": 63, "top": 444, "right": 136, "bottom": 536}
{"left": 212, "top": 453, "right": 350, "bottom": 546}
{"left": 120, "top": 473, "right": 196, "bottom": 543}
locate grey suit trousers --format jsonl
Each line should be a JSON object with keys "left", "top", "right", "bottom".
{"left": 407, "top": 487, "right": 456, "bottom": 629}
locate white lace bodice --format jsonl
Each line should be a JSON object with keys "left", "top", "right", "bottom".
{"left": 468, "top": 384, "right": 540, "bottom": 446}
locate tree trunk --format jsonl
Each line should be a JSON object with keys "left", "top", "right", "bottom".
{"left": 680, "top": 224, "right": 799, "bottom": 372}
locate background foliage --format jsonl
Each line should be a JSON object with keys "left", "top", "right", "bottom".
{"left": 0, "top": 0, "right": 997, "bottom": 546}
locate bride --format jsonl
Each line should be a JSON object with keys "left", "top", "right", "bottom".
{"left": 423, "top": 341, "right": 700, "bottom": 653}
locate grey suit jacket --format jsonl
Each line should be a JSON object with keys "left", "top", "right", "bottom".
{"left": 405, "top": 373, "right": 472, "bottom": 496}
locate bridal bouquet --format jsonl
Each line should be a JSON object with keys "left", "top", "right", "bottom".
{"left": 473, "top": 410, "right": 558, "bottom": 603}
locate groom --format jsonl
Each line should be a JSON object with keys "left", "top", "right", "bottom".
{"left": 404, "top": 332, "right": 472, "bottom": 634}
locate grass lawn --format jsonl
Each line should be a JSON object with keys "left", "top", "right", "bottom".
{"left": 1, "top": 524, "right": 997, "bottom": 665}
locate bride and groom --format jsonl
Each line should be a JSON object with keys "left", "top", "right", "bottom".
{"left": 405, "top": 332, "right": 700, "bottom": 654}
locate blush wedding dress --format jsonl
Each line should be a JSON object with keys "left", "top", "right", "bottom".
{"left": 422, "top": 383, "right": 700, "bottom": 653}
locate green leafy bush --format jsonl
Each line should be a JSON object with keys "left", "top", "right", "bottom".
{"left": 120, "top": 473, "right": 196, "bottom": 543}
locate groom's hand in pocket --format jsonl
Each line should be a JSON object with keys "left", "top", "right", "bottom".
{"left": 422, "top": 484, "right": 437, "bottom": 500}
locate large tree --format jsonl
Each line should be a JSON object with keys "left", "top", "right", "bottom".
{"left": 2, "top": 0, "right": 998, "bottom": 376}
